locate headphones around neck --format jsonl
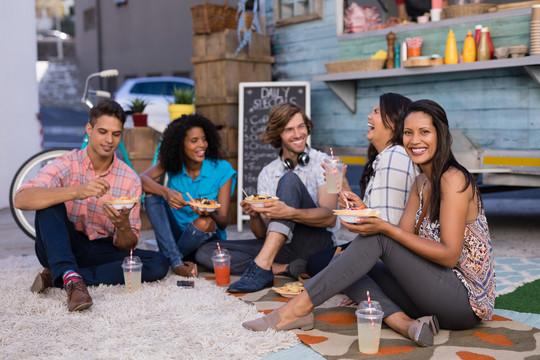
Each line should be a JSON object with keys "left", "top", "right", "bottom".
{"left": 280, "top": 147, "right": 310, "bottom": 171}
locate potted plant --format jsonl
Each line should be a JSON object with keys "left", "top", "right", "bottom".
{"left": 168, "top": 87, "right": 195, "bottom": 121}
{"left": 127, "top": 98, "right": 151, "bottom": 127}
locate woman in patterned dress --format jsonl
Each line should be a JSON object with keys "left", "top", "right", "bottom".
{"left": 242, "top": 99, "right": 495, "bottom": 347}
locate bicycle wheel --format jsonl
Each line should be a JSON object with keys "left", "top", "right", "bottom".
{"left": 9, "top": 148, "right": 72, "bottom": 240}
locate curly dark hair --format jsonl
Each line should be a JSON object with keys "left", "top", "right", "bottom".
{"left": 402, "top": 99, "right": 479, "bottom": 223}
{"left": 159, "top": 113, "right": 223, "bottom": 174}
{"left": 359, "top": 93, "right": 412, "bottom": 198}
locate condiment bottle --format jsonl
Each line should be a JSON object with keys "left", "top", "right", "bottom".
{"left": 485, "top": 26, "right": 494, "bottom": 59}
{"left": 444, "top": 29, "right": 458, "bottom": 64}
{"left": 394, "top": 43, "right": 400, "bottom": 68}
{"left": 474, "top": 24, "right": 482, "bottom": 46}
{"left": 386, "top": 32, "right": 396, "bottom": 69}
{"left": 463, "top": 30, "right": 476, "bottom": 62}
{"left": 477, "top": 27, "right": 490, "bottom": 61}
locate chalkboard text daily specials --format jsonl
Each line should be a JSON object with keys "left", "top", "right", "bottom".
{"left": 237, "top": 82, "right": 310, "bottom": 231}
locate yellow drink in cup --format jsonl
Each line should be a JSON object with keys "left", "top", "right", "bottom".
{"left": 356, "top": 308, "right": 384, "bottom": 354}
{"left": 122, "top": 256, "right": 143, "bottom": 293}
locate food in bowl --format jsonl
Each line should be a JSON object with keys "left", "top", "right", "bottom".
{"left": 189, "top": 197, "right": 221, "bottom": 212}
{"left": 333, "top": 207, "right": 381, "bottom": 223}
{"left": 244, "top": 194, "right": 279, "bottom": 207}
{"left": 103, "top": 197, "right": 139, "bottom": 210}
{"left": 272, "top": 282, "right": 305, "bottom": 298}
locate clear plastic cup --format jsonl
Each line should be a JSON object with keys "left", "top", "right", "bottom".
{"left": 356, "top": 308, "right": 384, "bottom": 354}
{"left": 212, "top": 249, "right": 231, "bottom": 286}
{"left": 358, "top": 300, "right": 382, "bottom": 312}
{"left": 325, "top": 158, "right": 344, "bottom": 194}
{"left": 122, "top": 256, "right": 142, "bottom": 293}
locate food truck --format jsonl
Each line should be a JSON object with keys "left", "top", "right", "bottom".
{"left": 264, "top": 0, "right": 540, "bottom": 188}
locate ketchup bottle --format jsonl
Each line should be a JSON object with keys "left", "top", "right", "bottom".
{"left": 485, "top": 26, "right": 494, "bottom": 59}
{"left": 474, "top": 24, "right": 482, "bottom": 47}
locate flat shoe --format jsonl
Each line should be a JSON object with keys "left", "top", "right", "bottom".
{"left": 242, "top": 310, "right": 314, "bottom": 332}
{"left": 407, "top": 315, "right": 439, "bottom": 347}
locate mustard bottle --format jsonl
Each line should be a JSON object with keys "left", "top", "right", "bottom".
{"left": 463, "top": 30, "right": 476, "bottom": 62}
{"left": 477, "top": 27, "right": 490, "bottom": 61}
{"left": 444, "top": 29, "right": 458, "bottom": 65}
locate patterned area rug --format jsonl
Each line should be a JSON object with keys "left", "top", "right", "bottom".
{"left": 221, "top": 256, "right": 540, "bottom": 360}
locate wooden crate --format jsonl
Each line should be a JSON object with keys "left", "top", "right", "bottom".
{"left": 193, "top": 59, "right": 272, "bottom": 100}
{"left": 195, "top": 102, "right": 239, "bottom": 127}
{"left": 123, "top": 128, "right": 160, "bottom": 160}
{"left": 217, "top": 126, "right": 238, "bottom": 157}
{"left": 192, "top": 29, "right": 272, "bottom": 60}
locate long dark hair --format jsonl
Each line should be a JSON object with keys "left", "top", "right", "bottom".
{"left": 402, "top": 99, "right": 478, "bottom": 222}
{"left": 159, "top": 113, "right": 223, "bottom": 174}
{"left": 359, "top": 93, "right": 412, "bottom": 197}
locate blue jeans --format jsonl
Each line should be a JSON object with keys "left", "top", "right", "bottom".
{"left": 34, "top": 203, "right": 169, "bottom": 287}
{"left": 144, "top": 194, "right": 220, "bottom": 270}
{"left": 195, "top": 172, "right": 333, "bottom": 274}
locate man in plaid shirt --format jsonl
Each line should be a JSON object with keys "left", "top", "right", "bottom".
{"left": 14, "top": 100, "right": 168, "bottom": 312}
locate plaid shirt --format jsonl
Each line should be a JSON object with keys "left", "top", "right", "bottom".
{"left": 364, "top": 145, "right": 419, "bottom": 225}
{"left": 18, "top": 149, "right": 141, "bottom": 241}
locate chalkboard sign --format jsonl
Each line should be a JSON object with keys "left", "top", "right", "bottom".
{"left": 237, "top": 82, "right": 310, "bottom": 231}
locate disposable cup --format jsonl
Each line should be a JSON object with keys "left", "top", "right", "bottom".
{"left": 122, "top": 256, "right": 143, "bottom": 293}
{"left": 325, "top": 159, "right": 344, "bottom": 194}
{"left": 407, "top": 46, "right": 422, "bottom": 58}
{"left": 356, "top": 308, "right": 384, "bottom": 354}
{"left": 358, "top": 300, "right": 382, "bottom": 312}
{"left": 212, "top": 249, "right": 231, "bottom": 286}
{"left": 430, "top": 8, "right": 442, "bottom": 22}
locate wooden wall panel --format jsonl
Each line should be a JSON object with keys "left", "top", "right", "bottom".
{"left": 264, "top": 1, "right": 540, "bottom": 154}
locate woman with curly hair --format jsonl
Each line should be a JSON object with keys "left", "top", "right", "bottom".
{"left": 141, "top": 114, "right": 237, "bottom": 277}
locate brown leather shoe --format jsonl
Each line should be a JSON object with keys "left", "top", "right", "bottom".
{"left": 30, "top": 268, "right": 53, "bottom": 293}
{"left": 65, "top": 278, "right": 93, "bottom": 312}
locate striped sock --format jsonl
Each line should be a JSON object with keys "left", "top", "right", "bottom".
{"left": 63, "top": 270, "right": 82, "bottom": 287}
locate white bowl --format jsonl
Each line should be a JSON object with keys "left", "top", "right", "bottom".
{"left": 103, "top": 199, "right": 138, "bottom": 210}
{"left": 333, "top": 209, "right": 381, "bottom": 223}
{"left": 244, "top": 198, "right": 279, "bottom": 208}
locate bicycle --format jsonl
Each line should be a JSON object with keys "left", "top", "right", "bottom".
{"left": 9, "top": 69, "right": 139, "bottom": 240}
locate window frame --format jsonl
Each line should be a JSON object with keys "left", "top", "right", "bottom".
{"left": 273, "top": 0, "right": 324, "bottom": 27}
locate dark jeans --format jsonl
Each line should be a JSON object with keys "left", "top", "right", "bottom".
{"left": 34, "top": 203, "right": 169, "bottom": 287}
{"left": 304, "top": 234, "right": 481, "bottom": 330}
{"left": 195, "top": 172, "right": 333, "bottom": 274}
{"left": 144, "top": 194, "right": 220, "bottom": 270}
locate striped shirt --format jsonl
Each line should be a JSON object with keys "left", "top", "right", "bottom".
{"left": 364, "top": 145, "right": 419, "bottom": 225}
{"left": 18, "top": 149, "right": 142, "bottom": 241}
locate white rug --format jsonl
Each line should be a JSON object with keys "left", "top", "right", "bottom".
{"left": 0, "top": 256, "right": 299, "bottom": 360}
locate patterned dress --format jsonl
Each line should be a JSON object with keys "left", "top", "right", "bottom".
{"left": 415, "top": 182, "right": 496, "bottom": 320}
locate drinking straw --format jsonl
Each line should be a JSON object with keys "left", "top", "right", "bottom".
{"left": 129, "top": 249, "right": 133, "bottom": 293}
{"left": 217, "top": 242, "right": 222, "bottom": 255}
{"left": 367, "top": 291, "right": 374, "bottom": 327}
